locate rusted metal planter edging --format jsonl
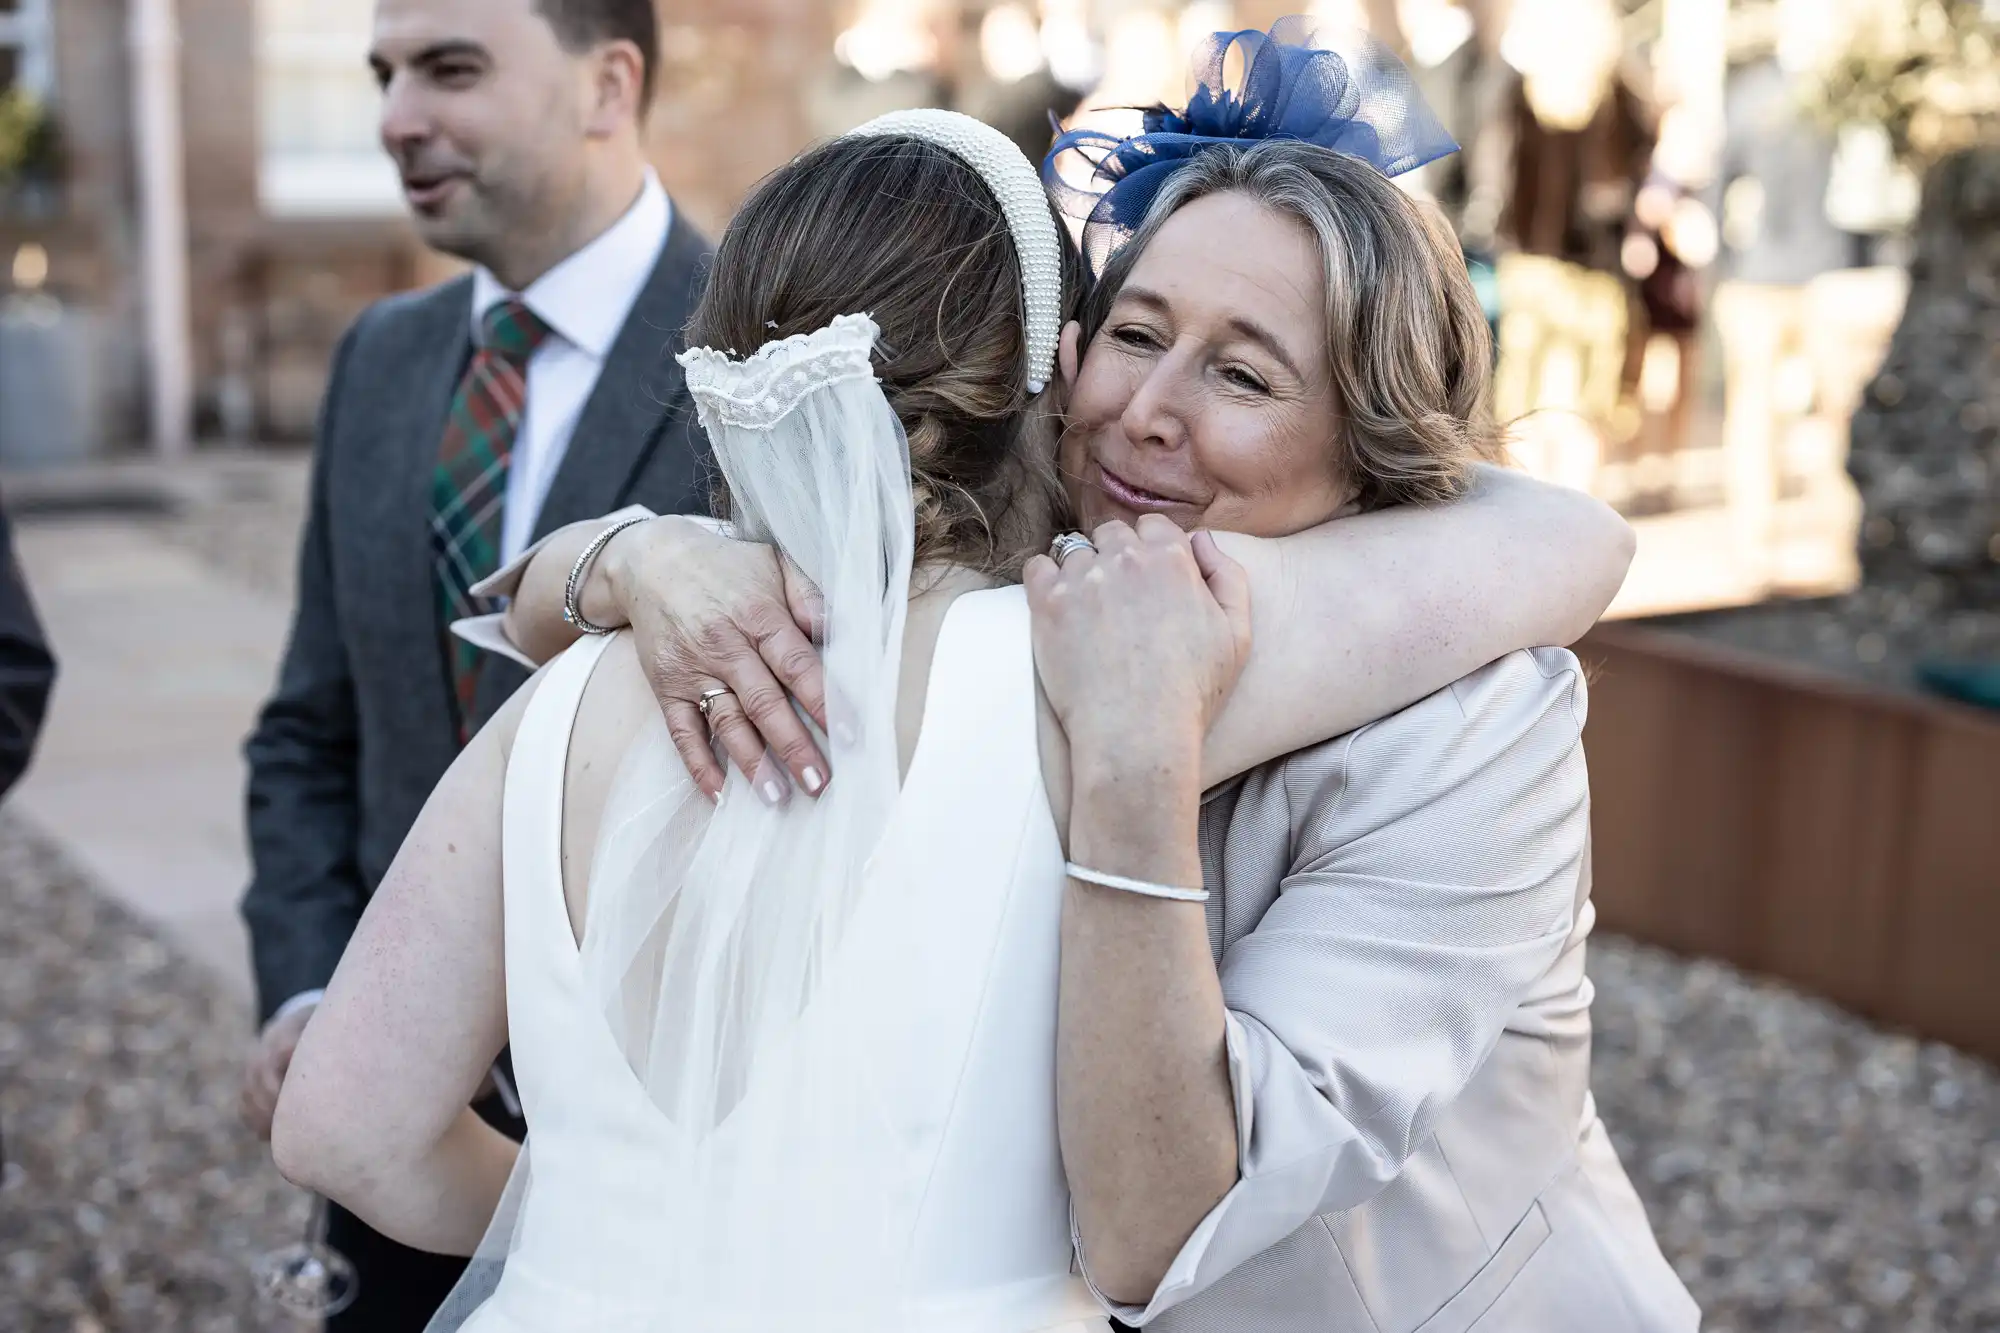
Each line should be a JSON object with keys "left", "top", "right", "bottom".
{"left": 1577, "top": 624, "right": 2000, "bottom": 1066}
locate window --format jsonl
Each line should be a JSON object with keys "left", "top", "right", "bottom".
{"left": 258, "top": 0, "right": 401, "bottom": 216}
{"left": 0, "top": 0, "right": 55, "bottom": 100}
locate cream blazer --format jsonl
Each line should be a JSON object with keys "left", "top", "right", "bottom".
{"left": 1085, "top": 649, "right": 1700, "bottom": 1333}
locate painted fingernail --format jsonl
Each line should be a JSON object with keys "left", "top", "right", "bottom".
{"left": 802, "top": 766, "right": 825, "bottom": 795}
{"left": 752, "top": 754, "right": 790, "bottom": 807}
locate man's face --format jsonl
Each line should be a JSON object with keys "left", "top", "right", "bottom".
{"left": 371, "top": 0, "right": 589, "bottom": 268}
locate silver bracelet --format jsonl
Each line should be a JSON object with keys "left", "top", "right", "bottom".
{"left": 562, "top": 517, "right": 650, "bottom": 636}
{"left": 1065, "top": 862, "right": 1211, "bottom": 903}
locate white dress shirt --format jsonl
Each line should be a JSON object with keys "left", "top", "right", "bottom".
{"left": 267, "top": 175, "right": 672, "bottom": 1034}
{"left": 471, "top": 170, "right": 672, "bottom": 565}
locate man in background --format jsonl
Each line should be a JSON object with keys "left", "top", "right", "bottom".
{"left": 237, "top": 1, "right": 712, "bottom": 1327}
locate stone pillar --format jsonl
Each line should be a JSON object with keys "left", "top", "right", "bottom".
{"left": 33, "top": 0, "right": 143, "bottom": 445}
{"left": 1847, "top": 146, "right": 2000, "bottom": 619}
{"left": 128, "top": 0, "right": 193, "bottom": 457}
{"left": 177, "top": 0, "right": 260, "bottom": 439}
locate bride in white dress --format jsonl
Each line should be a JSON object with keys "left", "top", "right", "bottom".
{"left": 274, "top": 112, "right": 1146, "bottom": 1332}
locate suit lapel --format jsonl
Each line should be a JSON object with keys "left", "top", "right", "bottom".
{"left": 353, "top": 279, "right": 474, "bottom": 741}
{"left": 533, "top": 207, "right": 713, "bottom": 538}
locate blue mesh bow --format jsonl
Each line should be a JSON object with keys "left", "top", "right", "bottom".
{"left": 1044, "top": 18, "right": 1458, "bottom": 272}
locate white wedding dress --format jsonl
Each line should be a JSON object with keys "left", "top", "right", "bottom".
{"left": 436, "top": 316, "right": 1108, "bottom": 1333}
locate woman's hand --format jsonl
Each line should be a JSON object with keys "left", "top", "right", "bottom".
{"left": 1024, "top": 516, "right": 1252, "bottom": 768}
{"left": 596, "top": 518, "right": 829, "bottom": 803}
{"left": 1031, "top": 516, "right": 1249, "bottom": 1305}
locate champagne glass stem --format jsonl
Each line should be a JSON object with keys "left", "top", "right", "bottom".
{"left": 304, "top": 1191, "right": 328, "bottom": 1247}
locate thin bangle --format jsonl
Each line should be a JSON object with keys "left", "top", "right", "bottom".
{"left": 562, "top": 517, "right": 650, "bottom": 636}
{"left": 1065, "top": 862, "right": 1210, "bottom": 903}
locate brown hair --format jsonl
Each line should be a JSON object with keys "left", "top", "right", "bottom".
{"left": 1078, "top": 139, "right": 1493, "bottom": 510}
{"left": 687, "top": 135, "right": 1079, "bottom": 574}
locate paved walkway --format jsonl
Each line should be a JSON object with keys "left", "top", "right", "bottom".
{"left": 6, "top": 455, "right": 308, "bottom": 1005}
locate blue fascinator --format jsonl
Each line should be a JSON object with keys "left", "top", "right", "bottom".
{"left": 1044, "top": 17, "right": 1459, "bottom": 272}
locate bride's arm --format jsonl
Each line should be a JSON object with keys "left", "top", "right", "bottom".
{"left": 488, "top": 466, "right": 1630, "bottom": 793}
{"left": 271, "top": 681, "right": 538, "bottom": 1255}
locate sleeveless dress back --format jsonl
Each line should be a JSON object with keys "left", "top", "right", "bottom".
{"left": 465, "top": 589, "right": 1107, "bottom": 1333}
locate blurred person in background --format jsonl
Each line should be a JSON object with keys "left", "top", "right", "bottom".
{"left": 1499, "top": 0, "right": 1653, "bottom": 276}
{"left": 1709, "top": 1, "right": 1858, "bottom": 558}
{"left": 235, "top": 0, "right": 712, "bottom": 1327}
{"left": 0, "top": 488, "right": 57, "bottom": 1184}
{"left": 1620, "top": 169, "right": 1708, "bottom": 470}
{"left": 0, "top": 496, "right": 54, "bottom": 802}
{"left": 941, "top": 2, "right": 1092, "bottom": 164}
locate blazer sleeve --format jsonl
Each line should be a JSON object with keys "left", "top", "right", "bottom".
{"left": 0, "top": 498, "right": 55, "bottom": 799}
{"left": 1096, "top": 648, "right": 1591, "bottom": 1326}
{"left": 240, "top": 323, "right": 370, "bottom": 1024}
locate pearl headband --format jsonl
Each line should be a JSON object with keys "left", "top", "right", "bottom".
{"left": 846, "top": 109, "right": 1064, "bottom": 395}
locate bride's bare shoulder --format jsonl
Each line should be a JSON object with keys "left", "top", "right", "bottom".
{"left": 565, "top": 631, "right": 653, "bottom": 802}
{"left": 572, "top": 631, "right": 653, "bottom": 730}
{"left": 559, "top": 634, "right": 655, "bottom": 930}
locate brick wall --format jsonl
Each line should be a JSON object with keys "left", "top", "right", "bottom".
{"left": 28, "top": 0, "right": 1103, "bottom": 446}
{"left": 649, "top": 0, "right": 840, "bottom": 237}
{"left": 177, "top": 0, "right": 264, "bottom": 433}
{"left": 34, "top": 0, "right": 850, "bottom": 445}
{"left": 24, "top": 0, "right": 272, "bottom": 444}
{"left": 7, "top": 0, "right": 143, "bottom": 444}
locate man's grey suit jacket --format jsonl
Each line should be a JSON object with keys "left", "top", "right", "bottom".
{"left": 241, "top": 212, "right": 713, "bottom": 1023}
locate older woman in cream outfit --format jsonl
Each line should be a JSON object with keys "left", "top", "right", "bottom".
{"left": 1023, "top": 136, "right": 1698, "bottom": 1332}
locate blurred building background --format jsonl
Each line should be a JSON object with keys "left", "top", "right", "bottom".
{"left": 3, "top": 0, "right": 1994, "bottom": 621}
{"left": 0, "top": 0, "right": 837, "bottom": 449}
{"left": 0, "top": 4, "right": 1997, "bottom": 1329}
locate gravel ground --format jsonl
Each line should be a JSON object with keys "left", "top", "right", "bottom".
{"left": 140, "top": 454, "right": 311, "bottom": 602}
{"left": 0, "top": 819, "right": 309, "bottom": 1333}
{"left": 1589, "top": 940, "right": 2000, "bottom": 1332}
{"left": 2, "top": 808, "right": 1994, "bottom": 1331}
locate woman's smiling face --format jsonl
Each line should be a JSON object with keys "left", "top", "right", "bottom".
{"left": 1058, "top": 190, "right": 1356, "bottom": 539}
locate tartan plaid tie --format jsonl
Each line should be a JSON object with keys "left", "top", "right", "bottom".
{"left": 433, "top": 298, "right": 553, "bottom": 742}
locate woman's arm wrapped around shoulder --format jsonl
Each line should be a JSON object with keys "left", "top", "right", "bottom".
{"left": 1105, "top": 647, "right": 1592, "bottom": 1325}
{"left": 1198, "top": 464, "right": 1629, "bottom": 783}
{"left": 478, "top": 467, "right": 1631, "bottom": 796}
{"left": 474, "top": 510, "right": 830, "bottom": 802}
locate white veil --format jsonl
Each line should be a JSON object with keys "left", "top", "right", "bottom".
{"left": 590, "top": 313, "right": 913, "bottom": 1137}
{"left": 429, "top": 313, "right": 922, "bottom": 1329}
